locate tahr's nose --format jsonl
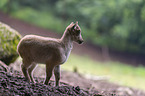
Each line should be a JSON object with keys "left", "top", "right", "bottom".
{"left": 78, "top": 39, "right": 84, "bottom": 44}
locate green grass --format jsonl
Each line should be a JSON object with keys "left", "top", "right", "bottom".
{"left": 62, "top": 54, "right": 145, "bottom": 91}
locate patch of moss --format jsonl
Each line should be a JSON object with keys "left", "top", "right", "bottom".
{"left": 0, "top": 22, "right": 21, "bottom": 65}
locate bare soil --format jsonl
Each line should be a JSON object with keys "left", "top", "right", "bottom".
{"left": 0, "top": 65, "right": 91, "bottom": 96}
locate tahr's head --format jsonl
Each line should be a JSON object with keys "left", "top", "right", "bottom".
{"left": 67, "top": 21, "right": 84, "bottom": 44}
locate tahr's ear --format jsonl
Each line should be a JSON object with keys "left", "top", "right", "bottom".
{"left": 72, "top": 21, "right": 78, "bottom": 30}
{"left": 69, "top": 22, "right": 74, "bottom": 26}
{"left": 71, "top": 24, "right": 76, "bottom": 30}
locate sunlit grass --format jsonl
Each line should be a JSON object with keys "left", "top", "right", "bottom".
{"left": 62, "top": 54, "right": 145, "bottom": 91}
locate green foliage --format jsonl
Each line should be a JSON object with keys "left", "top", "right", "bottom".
{"left": 0, "top": 22, "right": 21, "bottom": 65}
{"left": 55, "top": 0, "right": 145, "bottom": 53}
{"left": 62, "top": 54, "right": 145, "bottom": 91}
{"left": 1, "top": 0, "right": 145, "bottom": 54}
{"left": 0, "top": 0, "right": 8, "bottom": 8}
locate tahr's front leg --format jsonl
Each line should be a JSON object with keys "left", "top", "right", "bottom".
{"left": 54, "top": 65, "right": 60, "bottom": 86}
{"left": 44, "top": 64, "right": 54, "bottom": 85}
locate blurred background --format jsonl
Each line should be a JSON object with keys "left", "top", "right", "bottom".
{"left": 0, "top": 0, "right": 145, "bottom": 91}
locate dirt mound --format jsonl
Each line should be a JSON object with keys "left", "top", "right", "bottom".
{"left": 0, "top": 70, "right": 91, "bottom": 95}
{"left": 0, "top": 64, "right": 114, "bottom": 96}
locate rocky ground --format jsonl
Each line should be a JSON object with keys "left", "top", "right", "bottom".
{"left": 0, "top": 60, "right": 145, "bottom": 96}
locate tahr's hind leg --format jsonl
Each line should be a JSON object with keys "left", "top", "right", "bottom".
{"left": 28, "top": 63, "right": 37, "bottom": 83}
{"left": 21, "top": 60, "right": 32, "bottom": 82}
{"left": 54, "top": 65, "right": 60, "bottom": 86}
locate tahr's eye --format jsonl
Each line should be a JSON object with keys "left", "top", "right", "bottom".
{"left": 76, "top": 30, "right": 80, "bottom": 35}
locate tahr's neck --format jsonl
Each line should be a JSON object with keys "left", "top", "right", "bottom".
{"left": 61, "top": 30, "right": 73, "bottom": 49}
